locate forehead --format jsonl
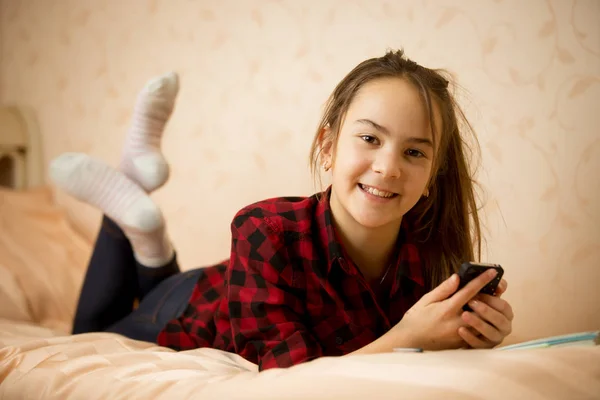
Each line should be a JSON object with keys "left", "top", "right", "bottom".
{"left": 345, "top": 77, "right": 441, "bottom": 139}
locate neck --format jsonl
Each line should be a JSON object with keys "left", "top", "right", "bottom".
{"left": 330, "top": 201, "right": 401, "bottom": 282}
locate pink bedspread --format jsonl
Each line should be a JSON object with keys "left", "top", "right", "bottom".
{"left": 1, "top": 187, "right": 598, "bottom": 399}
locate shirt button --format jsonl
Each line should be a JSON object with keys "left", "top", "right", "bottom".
{"left": 335, "top": 336, "right": 344, "bottom": 346}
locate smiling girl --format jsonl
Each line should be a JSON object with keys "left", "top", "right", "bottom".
{"left": 50, "top": 49, "right": 513, "bottom": 371}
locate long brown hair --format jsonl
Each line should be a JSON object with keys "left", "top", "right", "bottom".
{"left": 309, "top": 49, "right": 482, "bottom": 290}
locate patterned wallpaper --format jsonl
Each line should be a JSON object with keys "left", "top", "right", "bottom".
{"left": 1, "top": 0, "right": 599, "bottom": 342}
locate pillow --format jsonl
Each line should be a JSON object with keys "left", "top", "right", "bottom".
{"left": 0, "top": 186, "right": 92, "bottom": 333}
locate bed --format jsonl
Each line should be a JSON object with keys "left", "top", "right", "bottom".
{"left": 1, "top": 105, "right": 599, "bottom": 399}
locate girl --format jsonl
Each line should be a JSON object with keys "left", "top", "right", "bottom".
{"left": 50, "top": 50, "right": 514, "bottom": 371}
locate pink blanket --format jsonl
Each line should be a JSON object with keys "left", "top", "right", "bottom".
{"left": 1, "top": 187, "right": 598, "bottom": 399}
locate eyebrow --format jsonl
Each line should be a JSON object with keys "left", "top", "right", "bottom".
{"left": 355, "top": 118, "right": 433, "bottom": 147}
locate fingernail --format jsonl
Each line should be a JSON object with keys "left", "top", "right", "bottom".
{"left": 469, "top": 300, "right": 478, "bottom": 307}
{"left": 488, "top": 269, "right": 498, "bottom": 278}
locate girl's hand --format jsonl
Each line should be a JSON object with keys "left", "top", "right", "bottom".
{"left": 495, "top": 279, "right": 508, "bottom": 296}
{"left": 392, "top": 269, "right": 501, "bottom": 350}
{"left": 458, "top": 279, "right": 514, "bottom": 348}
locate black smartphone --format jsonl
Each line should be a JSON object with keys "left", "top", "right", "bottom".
{"left": 458, "top": 262, "right": 504, "bottom": 311}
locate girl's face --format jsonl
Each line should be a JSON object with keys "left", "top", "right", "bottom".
{"left": 324, "top": 77, "right": 440, "bottom": 232}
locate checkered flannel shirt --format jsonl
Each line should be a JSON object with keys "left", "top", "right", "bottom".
{"left": 157, "top": 188, "right": 426, "bottom": 370}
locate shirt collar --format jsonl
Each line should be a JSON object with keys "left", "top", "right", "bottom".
{"left": 314, "top": 186, "right": 425, "bottom": 289}
{"left": 315, "top": 187, "right": 344, "bottom": 273}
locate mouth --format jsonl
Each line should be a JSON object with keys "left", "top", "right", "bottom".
{"left": 358, "top": 183, "right": 398, "bottom": 199}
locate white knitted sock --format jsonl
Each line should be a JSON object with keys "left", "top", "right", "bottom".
{"left": 50, "top": 152, "right": 174, "bottom": 267}
{"left": 120, "top": 71, "right": 179, "bottom": 193}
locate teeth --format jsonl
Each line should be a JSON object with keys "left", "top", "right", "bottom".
{"left": 360, "top": 184, "right": 395, "bottom": 198}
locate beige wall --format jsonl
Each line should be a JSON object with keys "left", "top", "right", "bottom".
{"left": 1, "top": 0, "right": 598, "bottom": 343}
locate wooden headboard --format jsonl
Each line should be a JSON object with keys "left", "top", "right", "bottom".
{"left": 0, "top": 106, "right": 43, "bottom": 189}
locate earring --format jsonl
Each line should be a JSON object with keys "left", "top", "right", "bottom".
{"left": 423, "top": 188, "right": 429, "bottom": 197}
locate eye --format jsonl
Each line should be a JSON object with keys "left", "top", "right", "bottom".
{"left": 405, "top": 148, "right": 425, "bottom": 158}
{"left": 360, "top": 135, "right": 379, "bottom": 145}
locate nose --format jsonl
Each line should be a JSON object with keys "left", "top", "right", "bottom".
{"left": 372, "top": 150, "right": 402, "bottom": 179}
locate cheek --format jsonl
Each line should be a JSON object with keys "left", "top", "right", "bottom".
{"left": 403, "top": 163, "right": 431, "bottom": 192}
{"left": 332, "top": 141, "right": 370, "bottom": 178}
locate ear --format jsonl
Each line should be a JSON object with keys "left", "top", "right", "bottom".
{"left": 319, "top": 126, "right": 334, "bottom": 169}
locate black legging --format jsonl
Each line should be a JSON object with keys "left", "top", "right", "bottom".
{"left": 72, "top": 216, "right": 201, "bottom": 342}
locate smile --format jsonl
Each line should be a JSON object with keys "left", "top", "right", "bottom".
{"left": 358, "top": 184, "right": 398, "bottom": 199}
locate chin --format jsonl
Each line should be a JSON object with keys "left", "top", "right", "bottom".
{"left": 348, "top": 208, "right": 402, "bottom": 230}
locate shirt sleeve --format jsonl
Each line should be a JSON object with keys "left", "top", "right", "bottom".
{"left": 227, "top": 209, "right": 323, "bottom": 370}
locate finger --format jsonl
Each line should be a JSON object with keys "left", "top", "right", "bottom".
{"left": 476, "top": 294, "right": 515, "bottom": 322}
{"left": 422, "top": 274, "right": 460, "bottom": 303}
{"left": 495, "top": 279, "right": 508, "bottom": 297}
{"left": 466, "top": 326, "right": 480, "bottom": 339}
{"left": 448, "top": 269, "right": 498, "bottom": 311}
{"left": 467, "top": 298, "right": 512, "bottom": 338}
{"left": 458, "top": 326, "right": 495, "bottom": 349}
{"left": 461, "top": 311, "right": 504, "bottom": 344}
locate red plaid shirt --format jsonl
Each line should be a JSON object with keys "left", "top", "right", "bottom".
{"left": 157, "top": 188, "right": 426, "bottom": 370}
